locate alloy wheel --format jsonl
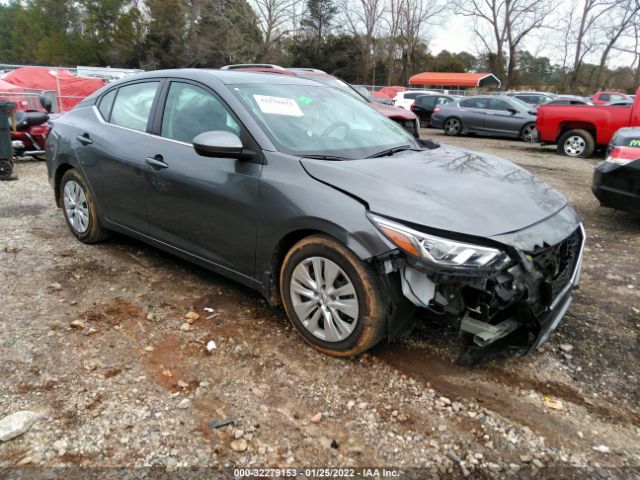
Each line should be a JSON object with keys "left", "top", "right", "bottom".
{"left": 63, "top": 180, "right": 90, "bottom": 233}
{"left": 563, "top": 135, "right": 586, "bottom": 156}
{"left": 444, "top": 118, "right": 460, "bottom": 135}
{"left": 289, "top": 256, "right": 359, "bottom": 342}
{"left": 522, "top": 124, "right": 537, "bottom": 142}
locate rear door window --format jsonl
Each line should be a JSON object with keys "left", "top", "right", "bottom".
{"left": 110, "top": 82, "right": 160, "bottom": 132}
{"left": 417, "top": 96, "right": 436, "bottom": 107}
{"left": 460, "top": 98, "right": 487, "bottom": 109}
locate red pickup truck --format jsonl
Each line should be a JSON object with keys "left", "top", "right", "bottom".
{"left": 536, "top": 87, "right": 640, "bottom": 158}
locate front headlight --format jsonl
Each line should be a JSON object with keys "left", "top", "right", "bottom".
{"left": 370, "top": 215, "right": 510, "bottom": 269}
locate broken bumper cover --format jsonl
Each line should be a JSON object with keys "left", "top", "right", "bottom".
{"left": 395, "top": 217, "right": 585, "bottom": 357}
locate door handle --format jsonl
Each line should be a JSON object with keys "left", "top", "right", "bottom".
{"left": 76, "top": 133, "right": 93, "bottom": 145}
{"left": 145, "top": 155, "right": 168, "bottom": 170}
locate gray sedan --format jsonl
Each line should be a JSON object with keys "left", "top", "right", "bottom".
{"left": 46, "top": 69, "right": 583, "bottom": 362}
{"left": 430, "top": 95, "right": 538, "bottom": 141}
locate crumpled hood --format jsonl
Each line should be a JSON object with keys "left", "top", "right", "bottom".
{"left": 301, "top": 145, "right": 568, "bottom": 238}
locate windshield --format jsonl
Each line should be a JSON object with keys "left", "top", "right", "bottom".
{"left": 509, "top": 97, "right": 534, "bottom": 111}
{"left": 231, "top": 83, "right": 417, "bottom": 159}
{"left": 296, "top": 74, "right": 366, "bottom": 103}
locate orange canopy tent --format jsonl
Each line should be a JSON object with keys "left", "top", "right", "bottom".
{"left": 409, "top": 72, "right": 501, "bottom": 89}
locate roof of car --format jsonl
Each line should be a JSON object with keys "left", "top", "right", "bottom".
{"left": 108, "top": 68, "right": 323, "bottom": 86}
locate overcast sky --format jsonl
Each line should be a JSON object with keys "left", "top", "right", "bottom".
{"left": 428, "top": 13, "right": 637, "bottom": 69}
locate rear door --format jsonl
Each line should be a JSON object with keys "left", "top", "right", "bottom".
{"left": 458, "top": 98, "right": 488, "bottom": 131}
{"left": 73, "top": 80, "right": 162, "bottom": 232}
{"left": 413, "top": 95, "right": 436, "bottom": 122}
{"left": 143, "top": 79, "right": 261, "bottom": 278}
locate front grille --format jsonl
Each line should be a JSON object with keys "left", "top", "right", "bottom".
{"left": 529, "top": 228, "right": 582, "bottom": 304}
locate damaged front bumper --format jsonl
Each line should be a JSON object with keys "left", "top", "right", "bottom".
{"left": 378, "top": 210, "right": 585, "bottom": 363}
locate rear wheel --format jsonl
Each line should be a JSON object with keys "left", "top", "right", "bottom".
{"left": 444, "top": 117, "right": 462, "bottom": 136}
{"left": 60, "top": 169, "right": 110, "bottom": 243}
{"left": 280, "top": 234, "right": 387, "bottom": 357}
{"left": 557, "top": 129, "right": 595, "bottom": 158}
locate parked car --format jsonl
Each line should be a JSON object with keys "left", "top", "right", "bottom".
{"left": 592, "top": 91, "right": 630, "bottom": 105}
{"left": 221, "top": 64, "right": 420, "bottom": 137}
{"left": 592, "top": 127, "right": 640, "bottom": 215}
{"left": 536, "top": 87, "right": 640, "bottom": 158}
{"left": 430, "top": 95, "right": 538, "bottom": 141}
{"left": 502, "top": 91, "right": 556, "bottom": 106}
{"left": 410, "top": 94, "right": 459, "bottom": 125}
{"left": 393, "top": 90, "right": 437, "bottom": 110}
{"left": 375, "top": 86, "right": 405, "bottom": 101}
{"left": 46, "top": 69, "right": 585, "bottom": 362}
{"left": 545, "top": 96, "right": 592, "bottom": 106}
{"left": 353, "top": 85, "right": 393, "bottom": 105}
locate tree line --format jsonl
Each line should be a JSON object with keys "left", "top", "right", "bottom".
{"left": 0, "top": 0, "right": 639, "bottom": 92}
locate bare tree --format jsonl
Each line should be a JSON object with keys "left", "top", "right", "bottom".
{"left": 452, "top": 0, "right": 552, "bottom": 87}
{"left": 593, "top": 0, "right": 640, "bottom": 87}
{"left": 382, "top": 0, "right": 403, "bottom": 84}
{"left": 339, "top": 0, "right": 385, "bottom": 82}
{"left": 453, "top": 0, "right": 508, "bottom": 80}
{"left": 252, "top": 0, "right": 302, "bottom": 61}
{"left": 398, "top": 0, "right": 446, "bottom": 83}
{"left": 567, "top": 0, "right": 617, "bottom": 90}
{"left": 504, "top": 0, "right": 553, "bottom": 86}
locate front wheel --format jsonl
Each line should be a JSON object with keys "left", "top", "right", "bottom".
{"left": 557, "top": 129, "right": 595, "bottom": 158}
{"left": 60, "top": 169, "right": 110, "bottom": 243}
{"left": 280, "top": 235, "right": 387, "bottom": 357}
{"left": 444, "top": 117, "right": 462, "bottom": 136}
{"left": 521, "top": 123, "right": 537, "bottom": 142}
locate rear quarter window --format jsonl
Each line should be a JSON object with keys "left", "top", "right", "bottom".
{"left": 98, "top": 89, "right": 117, "bottom": 121}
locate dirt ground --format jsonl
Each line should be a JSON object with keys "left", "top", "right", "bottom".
{"left": 0, "top": 129, "right": 639, "bottom": 478}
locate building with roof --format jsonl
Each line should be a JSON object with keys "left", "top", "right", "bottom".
{"left": 409, "top": 72, "right": 501, "bottom": 90}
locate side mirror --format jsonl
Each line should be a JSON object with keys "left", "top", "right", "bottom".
{"left": 192, "top": 131, "right": 245, "bottom": 158}
{"left": 39, "top": 94, "right": 53, "bottom": 113}
{"left": 508, "top": 108, "right": 517, "bottom": 115}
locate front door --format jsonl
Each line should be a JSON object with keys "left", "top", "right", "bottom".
{"left": 144, "top": 80, "right": 261, "bottom": 278}
{"left": 484, "top": 98, "right": 525, "bottom": 135}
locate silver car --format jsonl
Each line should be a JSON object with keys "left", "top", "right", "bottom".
{"left": 430, "top": 95, "right": 538, "bottom": 142}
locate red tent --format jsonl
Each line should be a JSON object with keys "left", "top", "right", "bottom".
{"left": 2, "top": 67, "right": 106, "bottom": 111}
{"left": 0, "top": 79, "right": 23, "bottom": 92}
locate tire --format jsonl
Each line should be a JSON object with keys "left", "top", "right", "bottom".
{"left": 444, "top": 117, "right": 463, "bottom": 136}
{"left": 59, "top": 169, "right": 110, "bottom": 243}
{"left": 0, "top": 159, "right": 13, "bottom": 180}
{"left": 412, "top": 119, "right": 420, "bottom": 138}
{"left": 280, "top": 234, "right": 387, "bottom": 357}
{"left": 557, "top": 129, "right": 595, "bottom": 158}
{"left": 520, "top": 123, "right": 537, "bottom": 142}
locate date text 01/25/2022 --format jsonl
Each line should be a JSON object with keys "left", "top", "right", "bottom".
{"left": 234, "top": 468, "right": 403, "bottom": 477}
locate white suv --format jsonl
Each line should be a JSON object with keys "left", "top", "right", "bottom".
{"left": 393, "top": 90, "right": 438, "bottom": 109}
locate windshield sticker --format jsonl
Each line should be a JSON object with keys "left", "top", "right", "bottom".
{"left": 297, "top": 96, "right": 313, "bottom": 105}
{"left": 254, "top": 95, "right": 304, "bottom": 117}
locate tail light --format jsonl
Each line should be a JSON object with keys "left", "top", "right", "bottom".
{"left": 433, "top": 107, "right": 441, "bottom": 113}
{"left": 410, "top": 103, "right": 416, "bottom": 110}
{"left": 606, "top": 146, "right": 640, "bottom": 165}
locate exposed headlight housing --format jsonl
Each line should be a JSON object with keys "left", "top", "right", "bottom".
{"left": 370, "top": 214, "right": 511, "bottom": 270}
